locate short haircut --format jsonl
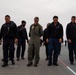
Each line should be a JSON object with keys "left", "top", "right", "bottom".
{"left": 53, "top": 16, "right": 58, "bottom": 19}
{"left": 5, "top": 15, "right": 10, "bottom": 18}
{"left": 71, "top": 16, "right": 76, "bottom": 19}
{"left": 34, "top": 17, "right": 39, "bottom": 20}
{"left": 21, "top": 20, "right": 26, "bottom": 24}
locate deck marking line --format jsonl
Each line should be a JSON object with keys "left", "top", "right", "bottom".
{"left": 67, "top": 66, "right": 76, "bottom": 75}
{"left": 59, "top": 59, "right": 76, "bottom": 75}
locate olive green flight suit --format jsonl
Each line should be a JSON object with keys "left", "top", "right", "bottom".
{"left": 28, "top": 24, "right": 43, "bottom": 64}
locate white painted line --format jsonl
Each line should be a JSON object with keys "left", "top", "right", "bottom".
{"left": 59, "top": 59, "right": 76, "bottom": 75}
{"left": 67, "top": 66, "right": 76, "bottom": 75}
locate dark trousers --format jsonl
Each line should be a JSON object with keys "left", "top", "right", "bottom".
{"left": 16, "top": 38, "right": 26, "bottom": 59}
{"left": 74, "top": 49, "right": 76, "bottom": 59}
{"left": 68, "top": 39, "right": 76, "bottom": 63}
{"left": 45, "top": 43, "right": 48, "bottom": 58}
{"left": 58, "top": 44, "right": 61, "bottom": 55}
{"left": 48, "top": 38, "right": 61, "bottom": 64}
{"left": 3, "top": 40, "right": 15, "bottom": 63}
{"left": 32, "top": 45, "right": 35, "bottom": 59}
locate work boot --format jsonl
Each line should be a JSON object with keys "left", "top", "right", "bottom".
{"left": 53, "top": 63, "right": 58, "bottom": 66}
{"left": 11, "top": 60, "right": 15, "bottom": 65}
{"left": 2, "top": 63, "right": 8, "bottom": 67}
{"left": 27, "top": 62, "right": 33, "bottom": 67}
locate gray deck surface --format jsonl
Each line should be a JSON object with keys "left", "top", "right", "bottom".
{"left": 0, "top": 44, "right": 76, "bottom": 75}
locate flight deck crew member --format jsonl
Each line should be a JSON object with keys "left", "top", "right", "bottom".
{"left": 66, "top": 16, "right": 76, "bottom": 65}
{"left": 46, "top": 16, "right": 63, "bottom": 66}
{"left": 27, "top": 17, "right": 43, "bottom": 67}
{"left": 43, "top": 23, "right": 50, "bottom": 60}
{"left": 16, "top": 20, "right": 28, "bottom": 61}
{"left": 0, "top": 15, "right": 18, "bottom": 67}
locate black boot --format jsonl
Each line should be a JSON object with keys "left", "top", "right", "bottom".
{"left": 11, "top": 60, "right": 15, "bottom": 65}
{"left": 53, "top": 63, "right": 58, "bottom": 66}
{"left": 2, "top": 63, "right": 8, "bottom": 67}
{"left": 34, "top": 63, "right": 38, "bottom": 67}
{"left": 47, "top": 63, "right": 52, "bottom": 66}
{"left": 45, "top": 57, "right": 48, "bottom": 60}
{"left": 27, "top": 62, "right": 33, "bottom": 67}
{"left": 21, "top": 57, "right": 25, "bottom": 60}
{"left": 17, "top": 58, "right": 20, "bottom": 61}
{"left": 1, "top": 59, "right": 4, "bottom": 62}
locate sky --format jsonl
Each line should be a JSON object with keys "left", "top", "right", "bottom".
{"left": 0, "top": 0, "right": 76, "bottom": 39}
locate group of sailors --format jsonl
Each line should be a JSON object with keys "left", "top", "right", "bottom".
{"left": 0, "top": 15, "right": 76, "bottom": 67}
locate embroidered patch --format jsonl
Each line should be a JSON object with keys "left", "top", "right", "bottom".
{"left": 32, "top": 26, "right": 34, "bottom": 29}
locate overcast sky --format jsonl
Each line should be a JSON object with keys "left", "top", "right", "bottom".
{"left": 0, "top": 0, "right": 76, "bottom": 39}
